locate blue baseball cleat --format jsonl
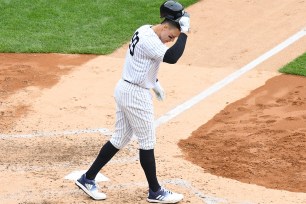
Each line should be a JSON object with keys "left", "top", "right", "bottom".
{"left": 147, "top": 186, "right": 184, "bottom": 203}
{"left": 75, "top": 174, "right": 106, "bottom": 200}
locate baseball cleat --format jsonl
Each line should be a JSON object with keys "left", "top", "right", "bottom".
{"left": 147, "top": 186, "right": 184, "bottom": 203}
{"left": 75, "top": 174, "right": 106, "bottom": 200}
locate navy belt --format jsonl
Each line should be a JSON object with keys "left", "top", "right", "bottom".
{"left": 123, "top": 79, "right": 149, "bottom": 90}
{"left": 124, "top": 79, "right": 133, "bottom": 84}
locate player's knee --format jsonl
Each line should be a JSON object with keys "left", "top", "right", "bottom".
{"left": 139, "top": 139, "right": 156, "bottom": 150}
{"left": 110, "top": 138, "right": 130, "bottom": 149}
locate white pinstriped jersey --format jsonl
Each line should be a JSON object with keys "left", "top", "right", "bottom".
{"left": 122, "top": 25, "right": 168, "bottom": 89}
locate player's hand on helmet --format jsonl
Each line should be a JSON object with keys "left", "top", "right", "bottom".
{"left": 179, "top": 12, "right": 190, "bottom": 33}
{"left": 153, "top": 81, "right": 165, "bottom": 101}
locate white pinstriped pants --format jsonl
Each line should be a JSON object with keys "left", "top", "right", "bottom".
{"left": 110, "top": 79, "right": 156, "bottom": 150}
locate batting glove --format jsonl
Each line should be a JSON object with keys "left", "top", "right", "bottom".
{"left": 153, "top": 81, "right": 166, "bottom": 101}
{"left": 179, "top": 12, "right": 190, "bottom": 33}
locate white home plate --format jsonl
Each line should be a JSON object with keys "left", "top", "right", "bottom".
{"left": 64, "top": 170, "right": 109, "bottom": 182}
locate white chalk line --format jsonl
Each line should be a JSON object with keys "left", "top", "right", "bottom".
{"left": 1, "top": 28, "right": 305, "bottom": 203}
{"left": 154, "top": 28, "right": 306, "bottom": 127}
{"left": 0, "top": 128, "right": 112, "bottom": 139}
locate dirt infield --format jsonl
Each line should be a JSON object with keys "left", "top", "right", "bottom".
{"left": 179, "top": 74, "right": 306, "bottom": 192}
{"left": 0, "top": 53, "right": 95, "bottom": 131}
{"left": 1, "top": 0, "right": 306, "bottom": 204}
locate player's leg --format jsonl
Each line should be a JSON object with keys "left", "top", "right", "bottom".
{"left": 110, "top": 106, "right": 134, "bottom": 149}
{"left": 109, "top": 79, "right": 136, "bottom": 149}
{"left": 76, "top": 95, "right": 133, "bottom": 200}
{"left": 84, "top": 103, "right": 133, "bottom": 180}
{"left": 85, "top": 141, "right": 119, "bottom": 180}
{"left": 139, "top": 148, "right": 160, "bottom": 191}
{"left": 76, "top": 140, "right": 119, "bottom": 200}
{"left": 137, "top": 132, "right": 184, "bottom": 203}
{"left": 134, "top": 118, "right": 183, "bottom": 203}
{"left": 121, "top": 86, "right": 159, "bottom": 189}
{"left": 126, "top": 88, "right": 184, "bottom": 203}
{"left": 75, "top": 141, "right": 116, "bottom": 200}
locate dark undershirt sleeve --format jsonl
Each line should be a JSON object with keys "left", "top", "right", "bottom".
{"left": 163, "top": 33, "right": 188, "bottom": 64}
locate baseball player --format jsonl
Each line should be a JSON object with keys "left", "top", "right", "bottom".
{"left": 75, "top": 1, "right": 190, "bottom": 203}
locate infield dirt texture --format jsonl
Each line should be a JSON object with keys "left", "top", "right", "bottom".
{"left": 1, "top": 0, "right": 306, "bottom": 204}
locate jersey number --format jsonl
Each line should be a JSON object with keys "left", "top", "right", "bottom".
{"left": 129, "top": 31, "right": 139, "bottom": 56}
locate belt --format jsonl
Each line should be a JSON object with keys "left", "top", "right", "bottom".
{"left": 124, "top": 79, "right": 133, "bottom": 84}
{"left": 123, "top": 79, "right": 149, "bottom": 90}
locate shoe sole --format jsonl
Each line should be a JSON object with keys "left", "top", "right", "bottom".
{"left": 147, "top": 198, "right": 183, "bottom": 203}
{"left": 75, "top": 180, "right": 106, "bottom": 200}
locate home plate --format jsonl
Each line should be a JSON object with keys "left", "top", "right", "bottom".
{"left": 64, "top": 170, "right": 109, "bottom": 182}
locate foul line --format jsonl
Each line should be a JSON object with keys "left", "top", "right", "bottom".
{"left": 155, "top": 28, "right": 306, "bottom": 127}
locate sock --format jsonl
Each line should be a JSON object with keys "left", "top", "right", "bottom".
{"left": 139, "top": 149, "right": 160, "bottom": 192}
{"left": 86, "top": 141, "right": 119, "bottom": 180}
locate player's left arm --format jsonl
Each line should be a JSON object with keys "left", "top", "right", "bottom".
{"left": 163, "top": 33, "right": 187, "bottom": 64}
{"left": 163, "top": 13, "right": 190, "bottom": 64}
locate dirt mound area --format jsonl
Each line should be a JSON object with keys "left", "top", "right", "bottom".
{"left": 179, "top": 74, "right": 306, "bottom": 192}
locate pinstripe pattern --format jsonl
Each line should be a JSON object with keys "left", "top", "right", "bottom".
{"left": 110, "top": 25, "right": 167, "bottom": 150}
{"left": 122, "top": 25, "right": 167, "bottom": 89}
{"left": 110, "top": 80, "right": 155, "bottom": 150}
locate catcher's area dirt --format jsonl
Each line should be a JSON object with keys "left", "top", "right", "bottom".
{"left": 1, "top": 0, "right": 306, "bottom": 204}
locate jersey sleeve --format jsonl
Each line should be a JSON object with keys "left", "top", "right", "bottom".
{"left": 163, "top": 33, "right": 187, "bottom": 64}
{"left": 142, "top": 35, "right": 168, "bottom": 62}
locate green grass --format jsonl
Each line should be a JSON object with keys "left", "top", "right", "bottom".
{"left": 279, "top": 52, "right": 306, "bottom": 77}
{"left": 0, "top": 0, "right": 198, "bottom": 54}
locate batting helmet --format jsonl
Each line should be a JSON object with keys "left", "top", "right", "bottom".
{"left": 160, "top": 1, "right": 185, "bottom": 22}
